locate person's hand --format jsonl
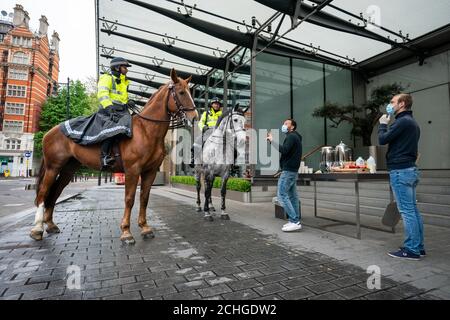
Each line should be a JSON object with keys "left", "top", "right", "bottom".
{"left": 127, "top": 100, "right": 136, "bottom": 109}
{"left": 267, "top": 132, "right": 273, "bottom": 143}
{"left": 379, "top": 114, "right": 391, "bottom": 125}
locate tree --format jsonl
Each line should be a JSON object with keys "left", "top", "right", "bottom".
{"left": 313, "top": 83, "right": 405, "bottom": 146}
{"left": 34, "top": 80, "right": 94, "bottom": 157}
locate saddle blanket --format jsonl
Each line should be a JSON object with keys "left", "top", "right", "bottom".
{"left": 60, "top": 105, "right": 132, "bottom": 146}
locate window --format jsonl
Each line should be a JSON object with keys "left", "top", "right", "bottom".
{"left": 5, "top": 103, "right": 25, "bottom": 115}
{"left": 8, "top": 68, "right": 28, "bottom": 80}
{"left": 3, "top": 121, "right": 24, "bottom": 133}
{"left": 4, "top": 139, "right": 22, "bottom": 150}
{"left": 7, "top": 85, "right": 27, "bottom": 98}
{"left": 12, "top": 36, "right": 32, "bottom": 48}
{"left": 12, "top": 52, "right": 29, "bottom": 65}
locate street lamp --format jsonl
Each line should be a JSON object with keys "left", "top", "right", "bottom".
{"left": 24, "top": 150, "right": 32, "bottom": 178}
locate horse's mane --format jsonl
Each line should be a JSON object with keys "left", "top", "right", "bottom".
{"left": 132, "top": 84, "right": 168, "bottom": 117}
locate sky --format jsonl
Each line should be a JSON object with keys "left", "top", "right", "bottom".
{"left": 2, "top": 0, "right": 96, "bottom": 82}
{"left": 1, "top": 0, "right": 449, "bottom": 84}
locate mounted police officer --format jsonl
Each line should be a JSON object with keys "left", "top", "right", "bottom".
{"left": 190, "top": 97, "right": 223, "bottom": 168}
{"left": 60, "top": 57, "right": 134, "bottom": 171}
{"left": 97, "top": 57, "right": 135, "bottom": 169}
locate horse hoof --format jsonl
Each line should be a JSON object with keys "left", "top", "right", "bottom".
{"left": 196, "top": 207, "right": 202, "bottom": 213}
{"left": 221, "top": 215, "right": 230, "bottom": 221}
{"left": 142, "top": 231, "right": 155, "bottom": 239}
{"left": 121, "top": 236, "right": 136, "bottom": 245}
{"left": 46, "top": 226, "right": 61, "bottom": 234}
{"left": 204, "top": 216, "right": 214, "bottom": 222}
{"left": 30, "top": 231, "right": 43, "bottom": 241}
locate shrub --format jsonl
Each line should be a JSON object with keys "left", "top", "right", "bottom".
{"left": 171, "top": 176, "right": 251, "bottom": 192}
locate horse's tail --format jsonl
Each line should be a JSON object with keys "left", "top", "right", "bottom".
{"left": 35, "top": 158, "right": 46, "bottom": 207}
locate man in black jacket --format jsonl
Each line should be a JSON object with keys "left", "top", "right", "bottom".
{"left": 379, "top": 93, "right": 424, "bottom": 261}
{"left": 267, "top": 119, "right": 303, "bottom": 232}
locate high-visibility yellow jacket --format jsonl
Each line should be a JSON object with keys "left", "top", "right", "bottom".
{"left": 198, "top": 108, "right": 223, "bottom": 131}
{"left": 97, "top": 73, "right": 130, "bottom": 109}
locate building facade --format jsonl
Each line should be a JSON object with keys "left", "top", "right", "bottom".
{"left": 0, "top": 5, "right": 60, "bottom": 177}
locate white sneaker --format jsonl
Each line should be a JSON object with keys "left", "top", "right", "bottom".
{"left": 283, "top": 221, "right": 300, "bottom": 227}
{"left": 282, "top": 222, "right": 302, "bottom": 232}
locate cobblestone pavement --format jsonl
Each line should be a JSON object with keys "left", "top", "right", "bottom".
{"left": 0, "top": 187, "right": 440, "bottom": 300}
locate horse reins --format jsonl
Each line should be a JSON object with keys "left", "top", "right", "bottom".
{"left": 135, "top": 82, "right": 196, "bottom": 127}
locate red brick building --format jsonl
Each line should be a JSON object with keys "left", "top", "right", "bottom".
{"left": 0, "top": 5, "right": 60, "bottom": 177}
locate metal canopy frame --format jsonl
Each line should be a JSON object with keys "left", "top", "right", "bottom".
{"left": 96, "top": 0, "right": 440, "bottom": 88}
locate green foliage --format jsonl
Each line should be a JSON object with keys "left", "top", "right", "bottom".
{"left": 171, "top": 176, "right": 251, "bottom": 193}
{"left": 313, "top": 83, "right": 405, "bottom": 146}
{"left": 34, "top": 80, "right": 95, "bottom": 157}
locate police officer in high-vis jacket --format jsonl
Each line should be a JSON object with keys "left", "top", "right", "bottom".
{"left": 190, "top": 97, "right": 223, "bottom": 167}
{"left": 198, "top": 97, "right": 223, "bottom": 132}
{"left": 97, "top": 57, "right": 134, "bottom": 169}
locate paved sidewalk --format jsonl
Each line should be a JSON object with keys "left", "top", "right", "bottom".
{"left": 0, "top": 185, "right": 443, "bottom": 300}
{"left": 158, "top": 187, "right": 450, "bottom": 299}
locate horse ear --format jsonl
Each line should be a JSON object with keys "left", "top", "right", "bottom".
{"left": 170, "top": 69, "right": 179, "bottom": 84}
{"left": 233, "top": 103, "right": 240, "bottom": 112}
{"left": 185, "top": 75, "right": 193, "bottom": 84}
{"left": 242, "top": 106, "right": 249, "bottom": 113}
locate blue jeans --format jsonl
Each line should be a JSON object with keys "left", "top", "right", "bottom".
{"left": 389, "top": 167, "right": 424, "bottom": 255}
{"left": 277, "top": 171, "right": 301, "bottom": 224}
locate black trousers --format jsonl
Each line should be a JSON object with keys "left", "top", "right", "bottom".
{"left": 99, "top": 104, "right": 126, "bottom": 156}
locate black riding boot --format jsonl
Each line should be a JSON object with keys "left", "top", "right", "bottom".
{"left": 190, "top": 146, "right": 195, "bottom": 168}
{"left": 101, "top": 139, "right": 115, "bottom": 170}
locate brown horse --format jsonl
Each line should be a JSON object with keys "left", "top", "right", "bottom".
{"left": 30, "top": 69, "right": 198, "bottom": 244}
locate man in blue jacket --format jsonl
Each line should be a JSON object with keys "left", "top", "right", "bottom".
{"left": 267, "top": 119, "right": 303, "bottom": 232}
{"left": 379, "top": 93, "right": 424, "bottom": 261}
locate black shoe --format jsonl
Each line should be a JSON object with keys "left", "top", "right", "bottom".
{"left": 388, "top": 248, "right": 420, "bottom": 261}
{"left": 399, "top": 247, "right": 426, "bottom": 257}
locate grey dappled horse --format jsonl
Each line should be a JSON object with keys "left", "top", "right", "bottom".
{"left": 193, "top": 105, "right": 248, "bottom": 221}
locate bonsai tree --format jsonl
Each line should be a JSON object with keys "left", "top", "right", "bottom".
{"left": 313, "top": 83, "right": 405, "bottom": 146}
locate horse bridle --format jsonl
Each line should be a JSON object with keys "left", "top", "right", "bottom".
{"left": 227, "top": 112, "right": 246, "bottom": 134}
{"left": 209, "top": 111, "right": 246, "bottom": 144}
{"left": 136, "top": 82, "right": 196, "bottom": 127}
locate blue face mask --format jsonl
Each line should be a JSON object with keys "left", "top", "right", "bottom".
{"left": 386, "top": 104, "right": 395, "bottom": 116}
{"left": 281, "top": 125, "right": 289, "bottom": 134}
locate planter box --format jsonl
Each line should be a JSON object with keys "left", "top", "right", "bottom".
{"left": 171, "top": 183, "right": 251, "bottom": 203}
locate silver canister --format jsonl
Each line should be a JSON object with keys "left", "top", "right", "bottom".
{"left": 334, "top": 141, "right": 353, "bottom": 166}
{"left": 320, "top": 146, "right": 335, "bottom": 172}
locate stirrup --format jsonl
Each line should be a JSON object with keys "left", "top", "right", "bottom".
{"left": 101, "top": 155, "right": 115, "bottom": 170}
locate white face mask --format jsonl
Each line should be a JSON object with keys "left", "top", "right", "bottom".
{"left": 282, "top": 125, "right": 289, "bottom": 134}
{"left": 386, "top": 104, "right": 395, "bottom": 116}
